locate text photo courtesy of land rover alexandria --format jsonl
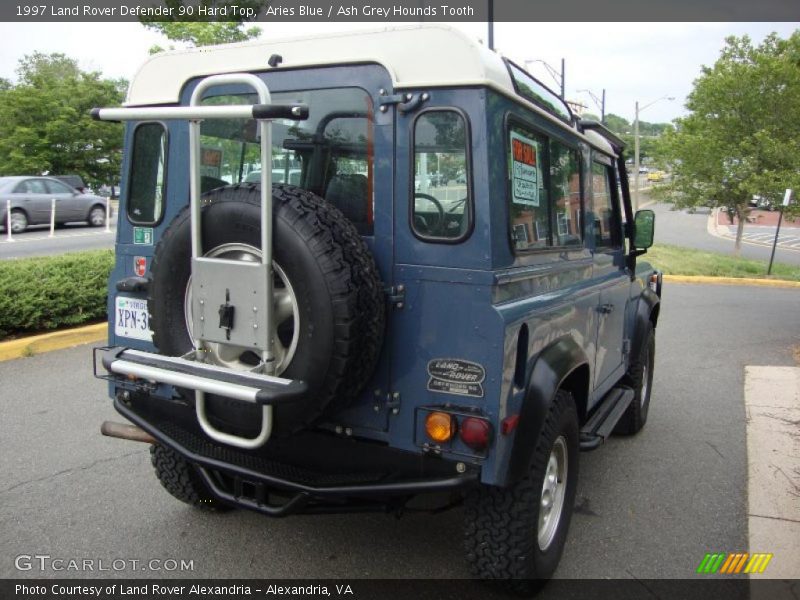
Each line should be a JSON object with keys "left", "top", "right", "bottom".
{"left": 94, "top": 25, "right": 662, "bottom": 588}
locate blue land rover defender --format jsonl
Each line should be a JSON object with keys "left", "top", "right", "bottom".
{"left": 95, "top": 25, "right": 662, "bottom": 586}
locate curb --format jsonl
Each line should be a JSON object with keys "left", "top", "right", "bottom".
{"left": 663, "top": 274, "right": 800, "bottom": 289}
{"left": 0, "top": 322, "right": 106, "bottom": 363}
{"left": 1, "top": 272, "right": 796, "bottom": 363}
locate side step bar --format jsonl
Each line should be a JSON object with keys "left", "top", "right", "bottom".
{"left": 99, "top": 346, "right": 307, "bottom": 405}
{"left": 579, "top": 386, "right": 635, "bottom": 451}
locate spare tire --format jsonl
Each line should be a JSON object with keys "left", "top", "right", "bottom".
{"left": 148, "top": 183, "right": 385, "bottom": 436}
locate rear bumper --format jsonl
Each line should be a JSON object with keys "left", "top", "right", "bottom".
{"left": 100, "top": 346, "right": 307, "bottom": 405}
{"left": 113, "top": 396, "right": 479, "bottom": 517}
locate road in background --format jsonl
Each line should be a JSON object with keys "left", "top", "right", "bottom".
{"left": 0, "top": 222, "right": 116, "bottom": 259}
{"left": 650, "top": 201, "right": 800, "bottom": 267}
{"left": 1, "top": 284, "right": 798, "bottom": 584}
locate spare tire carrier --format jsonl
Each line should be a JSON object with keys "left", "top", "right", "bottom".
{"left": 93, "top": 72, "right": 310, "bottom": 449}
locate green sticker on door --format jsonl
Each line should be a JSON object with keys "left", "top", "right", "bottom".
{"left": 133, "top": 227, "right": 153, "bottom": 245}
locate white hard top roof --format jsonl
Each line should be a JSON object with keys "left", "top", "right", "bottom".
{"left": 126, "top": 24, "right": 510, "bottom": 106}
{"left": 126, "top": 24, "right": 615, "bottom": 155}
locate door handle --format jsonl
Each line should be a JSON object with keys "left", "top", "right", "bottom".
{"left": 598, "top": 303, "right": 614, "bottom": 314}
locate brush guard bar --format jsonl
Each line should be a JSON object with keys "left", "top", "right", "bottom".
{"left": 92, "top": 74, "right": 309, "bottom": 450}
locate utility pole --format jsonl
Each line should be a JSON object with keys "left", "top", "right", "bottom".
{"left": 634, "top": 101, "right": 640, "bottom": 211}
{"left": 577, "top": 88, "right": 606, "bottom": 123}
{"left": 488, "top": 0, "right": 494, "bottom": 50}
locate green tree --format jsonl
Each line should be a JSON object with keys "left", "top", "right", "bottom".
{"left": 658, "top": 31, "right": 800, "bottom": 255}
{"left": 0, "top": 53, "right": 125, "bottom": 188}
{"left": 603, "top": 113, "right": 631, "bottom": 135}
{"left": 145, "top": 22, "right": 261, "bottom": 53}
{"left": 142, "top": 1, "right": 266, "bottom": 52}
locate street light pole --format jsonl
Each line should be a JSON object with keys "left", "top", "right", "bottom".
{"left": 634, "top": 100, "right": 640, "bottom": 211}
{"left": 523, "top": 59, "right": 565, "bottom": 99}
{"left": 577, "top": 88, "right": 606, "bottom": 123}
{"left": 632, "top": 95, "right": 674, "bottom": 211}
{"left": 487, "top": 0, "right": 494, "bottom": 50}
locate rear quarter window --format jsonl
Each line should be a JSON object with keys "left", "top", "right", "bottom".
{"left": 127, "top": 122, "right": 167, "bottom": 225}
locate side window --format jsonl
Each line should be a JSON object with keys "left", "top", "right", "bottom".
{"left": 550, "top": 141, "right": 582, "bottom": 247}
{"left": 128, "top": 123, "right": 167, "bottom": 225}
{"left": 45, "top": 180, "right": 72, "bottom": 194}
{"left": 590, "top": 161, "right": 618, "bottom": 248}
{"left": 13, "top": 181, "right": 29, "bottom": 193}
{"left": 412, "top": 110, "right": 471, "bottom": 241}
{"left": 22, "top": 179, "right": 48, "bottom": 194}
{"left": 508, "top": 125, "right": 548, "bottom": 250}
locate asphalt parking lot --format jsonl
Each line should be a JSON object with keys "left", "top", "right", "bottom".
{"left": 0, "top": 284, "right": 798, "bottom": 586}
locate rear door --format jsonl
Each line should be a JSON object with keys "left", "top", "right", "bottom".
{"left": 590, "top": 156, "right": 629, "bottom": 393}
{"left": 44, "top": 179, "right": 83, "bottom": 222}
{"left": 14, "top": 178, "right": 51, "bottom": 224}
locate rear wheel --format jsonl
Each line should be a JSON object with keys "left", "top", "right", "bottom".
{"left": 150, "top": 445, "right": 230, "bottom": 511}
{"left": 464, "top": 390, "right": 579, "bottom": 590}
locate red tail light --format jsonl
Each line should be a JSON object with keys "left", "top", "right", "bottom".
{"left": 460, "top": 417, "right": 492, "bottom": 451}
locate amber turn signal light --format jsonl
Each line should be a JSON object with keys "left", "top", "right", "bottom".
{"left": 425, "top": 411, "right": 455, "bottom": 443}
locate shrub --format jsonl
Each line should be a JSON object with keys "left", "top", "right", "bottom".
{"left": 0, "top": 250, "right": 114, "bottom": 338}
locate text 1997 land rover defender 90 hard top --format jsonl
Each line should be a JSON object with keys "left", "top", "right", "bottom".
{"left": 94, "top": 25, "right": 662, "bottom": 587}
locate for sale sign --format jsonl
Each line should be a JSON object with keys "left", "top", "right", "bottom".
{"left": 510, "top": 130, "right": 540, "bottom": 207}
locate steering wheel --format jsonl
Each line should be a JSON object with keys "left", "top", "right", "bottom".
{"left": 414, "top": 193, "right": 445, "bottom": 235}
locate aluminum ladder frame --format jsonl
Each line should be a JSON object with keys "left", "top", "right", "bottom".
{"left": 94, "top": 73, "right": 308, "bottom": 449}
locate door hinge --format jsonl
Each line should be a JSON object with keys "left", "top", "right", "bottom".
{"left": 386, "top": 285, "right": 405, "bottom": 309}
{"left": 622, "top": 339, "right": 631, "bottom": 357}
{"left": 386, "top": 391, "right": 401, "bottom": 415}
{"left": 377, "top": 91, "right": 429, "bottom": 114}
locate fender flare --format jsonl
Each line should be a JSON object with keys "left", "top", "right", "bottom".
{"left": 631, "top": 285, "right": 660, "bottom": 362}
{"left": 504, "top": 336, "right": 590, "bottom": 486}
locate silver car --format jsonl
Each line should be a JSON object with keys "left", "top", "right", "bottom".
{"left": 0, "top": 176, "right": 110, "bottom": 233}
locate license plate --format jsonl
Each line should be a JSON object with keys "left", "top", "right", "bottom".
{"left": 115, "top": 296, "right": 152, "bottom": 341}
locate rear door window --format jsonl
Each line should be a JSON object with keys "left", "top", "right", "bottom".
{"left": 199, "top": 87, "right": 375, "bottom": 235}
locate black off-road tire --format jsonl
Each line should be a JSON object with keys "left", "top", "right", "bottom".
{"left": 464, "top": 390, "right": 579, "bottom": 592}
{"left": 614, "top": 321, "right": 655, "bottom": 435}
{"left": 148, "top": 183, "right": 384, "bottom": 435}
{"left": 150, "top": 444, "right": 230, "bottom": 511}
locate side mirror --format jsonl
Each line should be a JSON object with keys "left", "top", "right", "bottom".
{"left": 633, "top": 209, "right": 655, "bottom": 249}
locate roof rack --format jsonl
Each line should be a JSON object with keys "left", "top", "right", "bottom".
{"left": 578, "top": 119, "right": 626, "bottom": 151}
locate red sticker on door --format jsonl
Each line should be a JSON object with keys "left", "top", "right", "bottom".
{"left": 134, "top": 256, "right": 146, "bottom": 277}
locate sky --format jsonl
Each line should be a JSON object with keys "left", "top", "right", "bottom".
{"left": 0, "top": 21, "right": 797, "bottom": 124}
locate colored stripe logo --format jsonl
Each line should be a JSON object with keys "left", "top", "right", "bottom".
{"left": 697, "top": 552, "right": 773, "bottom": 574}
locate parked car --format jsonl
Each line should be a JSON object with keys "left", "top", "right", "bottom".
{"left": 93, "top": 25, "right": 661, "bottom": 591}
{"left": 52, "top": 174, "right": 90, "bottom": 194}
{"left": 750, "top": 194, "right": 777, "bottom": 211}
{"left": 647, "top": 170, "right": 666, "bottom": 182}
{"left": 0, "top": 176, "right": 111, "bottom": 233}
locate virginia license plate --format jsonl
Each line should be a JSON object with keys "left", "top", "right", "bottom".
{"left": 115, "top": 296, "right": 152, "bottom": 341}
